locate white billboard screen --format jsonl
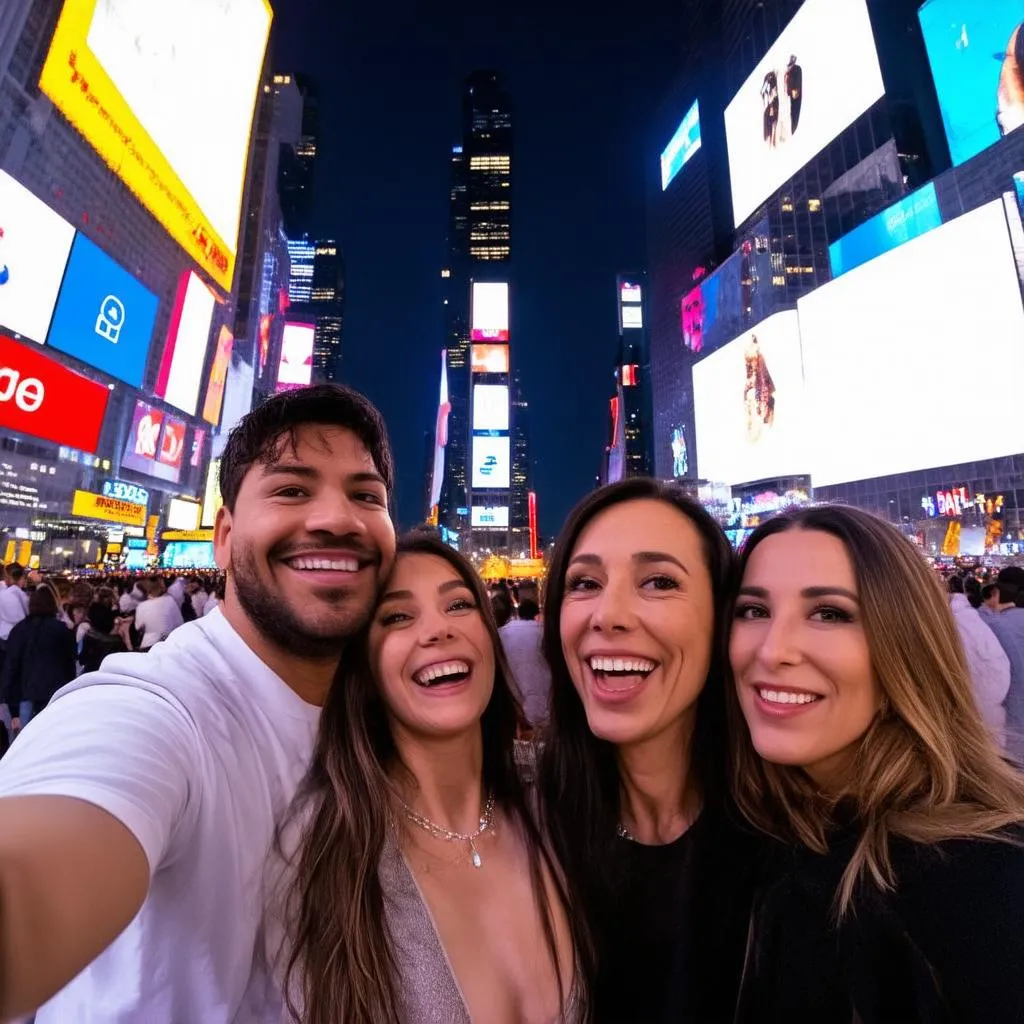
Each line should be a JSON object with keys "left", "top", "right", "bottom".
{"left": 693, "top": 311, "right": 807, "bottom": 486}
{"left": 472, "top": 435, "right": 511, "bottom": 489}
{"left": 471, "top": 282, "right": 510, "bottom": 342}
{"left": 159, "top": 271, "right": 216, "bottom": 415}
{"left": 473, "top": 384, "right": 510, "bottom": 431}
{"left": 724, "top": 0, "right": 885, "bottom": 227}
{"left": 0, "top": 170, "right": 75, "bottom": 344}
{"left": 166, "top": 497, "right": 201, "bottom": 531}
{"left": 276, "top": 322, "right": 315, "bottom": 391}
{"left": 472, "top": 506, "right": 510, "bottom": 529}
{"left": 798, "top": 200, "right": 1024, "bottom": 486}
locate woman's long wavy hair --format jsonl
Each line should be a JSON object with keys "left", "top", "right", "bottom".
{"left": 537, "top": 478, "right": 735, "bottom": 999}
{"left": 727, "top": 505, "right": 1024, "bottom": 915}
{"left": 281, "top": 531, "right": 570, "bottom": 1024}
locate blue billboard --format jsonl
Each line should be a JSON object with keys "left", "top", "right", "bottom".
{"left": 828, "top": 183, "right": 943, "bottom": 278}
{"left": 660, "top": 100, "right": 702, "bottom": 191}
{"left": 46, "top": 234, "right": 158, "bottom": 387}
{"left": 919, "top": 0, "right": 1024, "bottom": 166}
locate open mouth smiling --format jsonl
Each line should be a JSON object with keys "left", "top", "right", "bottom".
{"left": 412, "top": 660, "right": 473, "bottom": 688}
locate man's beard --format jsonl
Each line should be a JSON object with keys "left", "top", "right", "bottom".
{"left": 230, "top": 541, "right": 376, "bottom": 660}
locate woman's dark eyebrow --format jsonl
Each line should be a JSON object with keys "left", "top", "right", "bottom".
{"left": 737, "top": 585, "right": 859, "bottom": 602}
{"left": 380, "top": 579, "right": 469, "bottom": 603}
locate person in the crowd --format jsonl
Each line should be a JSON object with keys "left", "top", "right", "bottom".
{"left": 728, "top": 505, "right": 1024, "bottom": 1023}
{"left": 185, "top": 578, "right": 209, "bottom": 620}
{"left": 0, "top": 563, "right": 30, "bottom": 649}
{"left": 133, "top": 575, "right": 185, "bottom": 651}
{"left": 276, "top": 531, "right": 577, "bottom": 1023}
{"left": 490, "top": 588, "right": 513, "bottom": 629}
{"left": 948, "top": 574, "right": 1011, "bottom": 744}
{"left": 79, "top": 602, "right": 130, "bottom": 675}
{"left": 119, "top": 580, "right": 145, "bottom": 614}
{"left": 0, "top": 383, "right": 397, "bottom": 1023}
{"left": 500, "top": 597, "right": 552, "bottom": 730}
{"left": 981, "top": 582, "right": 1003, "bottom": 613}
{"left": 167, "top": 575, "right": 187, "bottom": 609}
{"left": 538, "top": 478, "right": 761, "bottom": 1023}
{"left": 980, "top": 570, "right": 1024, "bottom": 761}
{"left": 203, "top": 576, "right": 225, "bottom": 617}
{"left": 0, "top": 587, "right": 77, "bottom": 735}
{"left": 95, "top": 586, "right": 119, "bottom": 612}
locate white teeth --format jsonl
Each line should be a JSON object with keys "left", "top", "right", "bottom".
{"left": 289, "top": 556, "right": 359, "bottom": 572}
{"left": 758, "top": 688, "right": 819, "bottom": 706}
{"left": 588, "top": 655, "right": 657, "bottom": 674}
{"left": 414, "top": 660, "right": 471, "bottom": 685}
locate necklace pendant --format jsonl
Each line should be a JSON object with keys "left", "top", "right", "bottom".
{"left": 471, "top": 849, "right": 482, "bottom": 869}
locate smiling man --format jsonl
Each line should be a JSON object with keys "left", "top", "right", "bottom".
{"left": 0, "top": 384, "right": 396, "bottom": 1022}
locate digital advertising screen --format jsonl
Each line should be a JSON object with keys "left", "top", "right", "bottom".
{"left": 919, "top": 0, "right": 1024, "bottom": 167}
{"left": 166, "top": 497, "right": 201, "bottom": 531}
{"left": 201, "top": 458, "right": 222, "bottom": 528}
{"left": 797, "top": 200, "right": 1024, "bottom": 487}
{"left": 39, "top": 0, "right": 273, "bottom": 290}
{"left": 472, "top": 384, "right": 510, "bottom": 431}
{"left": 275, "top": 321, "right": 314, "bottom": 393}
{"left": 471, "top": 435, "right": 511, "bottom": 489}
{"left": 47, "top": 234, "right": 158, "bottom": 387}
{"left": 471, "top": 343, "right": 510, "bottom": 374}
{"left": 724, "top": 0, "right": 885, "bottom": 227}
{"left": 471, "top": 282, "right": 510, "bottom": 341}
{"left": 660, "top": 100, "right": 702, "bottom": 191}
{"left": 162, "top": 541, "right": 216, "bottom": 569}
{"left": 158, "top": 415, "right": 186, "bottom": 476}
{"left": 472, "top": 506, "right": 510, "bottom": 529}
{"left": 202, "top": 325, "right": 235, "bottom": 425}
{"left": 0, "top": 170, "right": 76, "bottom": 344}
{"left": 429, "top": 350, "right": 451, "bottom": 510}
{"left": 828, "top": 182, "right": 943, "bottom": 278}
{"left": 190, "top": 428, "right": 206, "bottom": 468}
{"left": 72, "top": 488, "right": 146, "bottom": 527}
{"left": 121, "top": 399, "right": 182, "bottom": 484}
{"left": 102, "top": 480, "right": 149, "bottom": 506}
{"left": 0, "top": 332, "right": 110, "bottom": 453}
{"left": 692, "top": 311, "right": 807, "bottom": 487}
{"left": 212, "top": 355, "right": 255, "bottom": 457}
{"left": 622, "top": 305, "right": 644, "bottom": 330}
{"left": 155, "top": 271, "right": 217, "bottom": 415}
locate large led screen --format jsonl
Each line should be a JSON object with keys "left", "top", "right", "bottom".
{"left": 472, "top": 435, "right": 511, "bottom": 489}
{"left": 472, "top": 506, "right": 510, "bottom": 529}
{"left": 166, "top": 497, "right": 201, "bottom": 532}
{"left": 212, "top": 356, "right": 255, "bottom": 458}
{"left": 471, "top": 343, "right": 510, "bottom": 374}
{"left": 429, "top": 350, "right": 451, "bottom": 510}
{"left": 202, "top": 326, "right": 234, "bottom": 425}
{"left": 39, "top": 0, "right": 273, "bottom": 290}
{"left": 121, "top": 400, "right": 184, "bottom": 484}
{"left": 692, "top": 312, "right": 807, "bottom": 486}
{"left": 473, "top": 384, "right": 510, "bottom": 431}
{"left": 47, "top": 234, "right": 158, "bottom": 387}
{"left": 724, "top": 0, "right": 885, "bottom": 227}
{"left": 0, "top": 170, "right": 75, "bottom": 344}
{"left": 471, "top": 282, "right": 510, "bottom": 342}
{"left": 276, "top": 321, "right": 314, "bottom": 393}
{"left": 919, "top": 1, "right": 1024, "bottom": 167}
{"left": 155, "top": 271, "right": 217, "bottom": 415}
{"left": 660, "top": 100, "right": 702, "bottom": 191}
{"left": 798, "top": 200, "right": 1024, "bottom": 487}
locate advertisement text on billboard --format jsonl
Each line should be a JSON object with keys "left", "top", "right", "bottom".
{"left": 471, "top": 435, "right": 511, "bottom": 489}
{"left": 121, "top": 400, "right": 182, "bottom": 484}
{"left": 72, "top": 489, "right": 146, "bottom": 527}
{"left": 471, "top": 282, "right": 510, "bottom": 342}
{"left": 472, "top": 506, "right": 510, "bottom": 529}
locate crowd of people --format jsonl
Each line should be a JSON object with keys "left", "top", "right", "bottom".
{"left": 0, "top": 382, "right": 1022, "bottom": 1024}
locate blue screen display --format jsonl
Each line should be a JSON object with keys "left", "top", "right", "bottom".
{"left": 47, "top": 235, "right": 158, "bottom": 387}
{"left": 919, "top": 0, "right": 1024, "bottom": 166}
{"left": 161, "top": 541, "right": 216, "bottom": 569}
{"left": 828, "top": 183, "right": 943, "bottom": 278}
{"left": 660, "top": 100, "right": 702, "bottom": 191}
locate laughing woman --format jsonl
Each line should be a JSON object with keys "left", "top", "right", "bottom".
{"left": 275, "top": 532, "right": 577, "bottom": 1024}
{"left": 729, "top": 505, "right": 1024, "bottom": 1023}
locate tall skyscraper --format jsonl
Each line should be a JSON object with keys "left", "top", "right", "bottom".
{"left": 276, "top": 73, "right": 318, "bottom": 239}
{"left": 463, "top": 71, "right": 513, "bottom": 263}
{"left": 286, "top": 238, "right": 316, "bottom": 304}
{"left": 309, "top": 241, "right": 345, "bottom": 384}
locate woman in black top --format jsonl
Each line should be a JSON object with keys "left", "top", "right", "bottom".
{"left": 0, "top": 586, "right": 77, "bottom": 732}
{"left": 539, "top": 479, "right": 763, "bottom": 1022}
{"left": 79, "top": 602, "right": 129, "bottom": 675}
{"left": 728, "top": 505, "right": 1024, "bottom": 1023}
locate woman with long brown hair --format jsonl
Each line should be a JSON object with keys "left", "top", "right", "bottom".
{"left": 729, "top": 505, "right": 1024, "bottom": 1022}
{"left": 275, "top": 531, "right": 577, "bottom": 1023}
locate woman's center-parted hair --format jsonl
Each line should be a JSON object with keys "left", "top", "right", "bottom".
{"left": 726, "top": 504, "right": 1024, "bottom": 915}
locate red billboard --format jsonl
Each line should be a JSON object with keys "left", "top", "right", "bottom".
{"left": 159, "top": 416, "right": 186, "bottom": 474}
{"left": 0, "top": 332, "right": 109, "bottom": 453}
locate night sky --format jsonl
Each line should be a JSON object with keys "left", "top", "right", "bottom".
{"left": 275, "top": 0, "right": 685, "bottom": 537}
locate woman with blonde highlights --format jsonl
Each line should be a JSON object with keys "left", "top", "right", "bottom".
{"left": 728, "top": 505, "right": 1024, "bottom": 1023}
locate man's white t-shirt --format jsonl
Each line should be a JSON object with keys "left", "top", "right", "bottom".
{"left": 0, "top": 609, "right": 320, "bottom": 1022}
{"left": 133, "top": 592, "right": 185, "bottom": 649}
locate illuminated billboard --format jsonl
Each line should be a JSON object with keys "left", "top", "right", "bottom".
{"left": 39, "top": 0, "right": 273, "bottom": 290}
{"left": 212, "top": 356, "right": 255, "bottom": 458}
{"left": 0, "top": 170, "right": 75, "bottom": 344}
{"left": 471, "top": 282, "right": 510, "bottom": 342}
{"left": 121, "top": 400, "right": 184, "bottom": 484}
{"left": 202, "top": 326, "right": 234, "bottom": 425}
{"left": 920, "top": 1, "right": 1024, "bottom": 166}
{"left": 155, "top": 271, "right": 217, "bottom": 415}
{"left": 660, "top": 100, "right": 702, "bottom": 190}
{"left": 47, "top": 234, "right": 159, "bottom": 387}
{"left": 473, "top": 384, "right": 510, "bottom": 431}
{"left": 619, "top": 281, "right": 644, "bottom": 331}
{"left": 0, "top": 332, "right": 110, "bottom": 453}
{"left": 692, "top": 311, "right": 806, "bottom": 487}
{"left": 472, "top": 506, "right": 510, "bottom": 529}
{"left": 724, "top": 0, "right": 885, "bottom": 227}
{"left": 471, "top": 343, "right": 510, "bottom": 374}
{"left": 276, "top": 321, "right": 315, "bottom": 393}
{"left": 166, "top": 497, "right": 201, "bottom": 531}
{"left": 429, "top": 350, "right": 451, "bottom": 510}
{"left": 472, "top": 435, "right": 511, "bottom": 489}
{"left": 201, "top": 458, "right": 222, "bottom": 528}
{"left": 72, "top": 489, "right": 146, "bottom": 527}
{"left": 798, "top": 200, "right": 1024, "bottom": 486}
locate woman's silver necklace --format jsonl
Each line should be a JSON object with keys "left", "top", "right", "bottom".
{"left": 399, "top": 793, "right": 496, "bottom": 869}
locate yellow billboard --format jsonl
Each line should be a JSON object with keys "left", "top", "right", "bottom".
{"left": 72, "top": 489, "right": 147, "bottom": 527}
{"left": 39, "top": 0, "right": 273, "bottom": 292}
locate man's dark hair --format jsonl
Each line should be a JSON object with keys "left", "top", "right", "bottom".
{"left": 5, "top": 562, "right": 24, "bottom": 584}
{"left": 982, "top": 583, "right": 1000, "bottom": 602}
{"left": 491, "top": 590, "right": 513, "bottom": 628}
{"left": 218, "top": 385, "right": 394, "bottom": 513}
{"left": 518, "top": 597, "right": 540, "bottom": 621}
{"left": 948, "top": 575, "right": 965, "bottom": 595}
{"left": 28, "top": 586, "right": 58, "bottom": 618}
{"left": 87, "top": 602, "right": 116, "bottom": 634}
